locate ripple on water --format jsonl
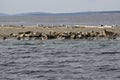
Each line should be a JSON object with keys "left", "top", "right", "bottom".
{"left": 0, "top": 39, "right": 120, "bottom": 80}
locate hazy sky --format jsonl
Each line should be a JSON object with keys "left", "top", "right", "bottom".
{"left": 0, "top": 0, "right": 120, "bottom": 14}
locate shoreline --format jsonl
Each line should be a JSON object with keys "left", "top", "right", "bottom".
{"left": 0, "top": 25, "right": 120, "bottom": 40}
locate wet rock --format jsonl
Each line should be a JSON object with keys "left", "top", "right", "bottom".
{"left": 3, "top": 37, "right": 6, "bottom": 40}
{"left": 17, "top": 36, "right": 21, "bottom": 40}
{"left": 8, "top": 29, "right": 120, "bottom": 40}
{"left": 103, "top": 29, "right": 116, "bottom": 39}
{"left": 10, "top": 33, "right": 17, "bottom": 37}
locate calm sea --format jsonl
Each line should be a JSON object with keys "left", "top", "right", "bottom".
{"left": 0, "top": 13, "right": 120, "bottom": 26}
{"left": 0, "top": 39, "right": 120, "bottom": 80}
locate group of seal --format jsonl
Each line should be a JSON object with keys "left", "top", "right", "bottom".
{"left": 8, "top": 29, "right": 118, "bottom": 40}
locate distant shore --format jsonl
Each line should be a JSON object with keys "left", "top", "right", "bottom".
{"left": 0, "top": 25, "right": 120, "bottom": 40}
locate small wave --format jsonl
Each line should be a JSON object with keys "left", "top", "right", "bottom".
{"left": 0, "top": 62, "right": 18, "bottom": 67}
{"left": 12, "top": 40, "right": 42, "bottom": 46}
{"left": 13, "top": 42, "right": 35, "bottom": 46}
{"left": 0, "top": 78, "right": 14, "bottom": 80}
{"left": 115, "top": 76, "right": 120, "bottom": 79}
{"left": 34, "top": 75, "right": 45, "bottom": 78}
{"left": 20, "top": 56, "right": 31, "bottom": 59}
{"left": 95, "top": 65, "right": 120, "bottom": 72}
{"left": 20, "top": 69, "right": 56, "bottom": 75}
{"left": 59, "top": 60, "right": 80, "bottom": 64}
{"left": 100, "top": 52, "right": 120, "bottom": 54}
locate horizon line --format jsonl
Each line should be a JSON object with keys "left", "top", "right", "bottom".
{"left": 1, "top": 10, "right": 120, "bottom": 15}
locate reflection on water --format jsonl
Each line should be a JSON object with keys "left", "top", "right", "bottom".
{"left": 0, "top": 39, "right": 120, "bottom": 80}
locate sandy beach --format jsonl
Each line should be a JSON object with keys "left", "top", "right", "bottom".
{"left": 0, "top": 25, "right": 120, "bottom": 40}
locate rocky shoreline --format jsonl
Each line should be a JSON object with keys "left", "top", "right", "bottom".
{"left": 0, "top": 25, "right": 120, "bottom": 40}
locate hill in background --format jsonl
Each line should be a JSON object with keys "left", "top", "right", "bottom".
{"left": 0, "top": 11, "right": 120, "bottom": 16}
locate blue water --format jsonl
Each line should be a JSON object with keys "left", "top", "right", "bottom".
{"left": 0, "top": 13, "right": 120, "bottom": 26}
{"left": 0, "top": 39, "right": 120, "bottom": 80}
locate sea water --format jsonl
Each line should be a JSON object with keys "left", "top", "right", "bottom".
{"left": 0, "top": 13, "right": 120, "bottom": 80}
{"left": 0, "top": 39, "right": 120, "bottom": 80}
{"left": 0, "top": 13, "right": 120, "bottom": 26}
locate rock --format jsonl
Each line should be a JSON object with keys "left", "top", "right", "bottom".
{"left": 3, "top": 37, "right": 6, "bottom": 40}
{"left": 103, "top": 29, "right": 115, "bottom": 39}
{"left": 17, "top": 36, "right": 21, "bottom": 40}
{"left": 33, "top": 32, "right": 42, "bottom": 37}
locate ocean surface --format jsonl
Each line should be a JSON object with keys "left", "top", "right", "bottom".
{"left": 0, "top": 39, "right": 120, "bottom": 80}
{"left": 0, "top": 13, "right": 120, "bottom": 26}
